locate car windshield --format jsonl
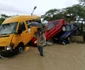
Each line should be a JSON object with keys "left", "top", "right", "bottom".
{"left": 66, "top": 25, "right": 71, "bottom": 31}
{"left": 53, "top": 20, "right": 59, "bottom": 25}
{"left": 0, "top": 22, "right": 17, "bottom": 35}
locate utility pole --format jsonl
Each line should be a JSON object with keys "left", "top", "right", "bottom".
{"left": 31, "top": 6, "right": 37, "bottom": 15}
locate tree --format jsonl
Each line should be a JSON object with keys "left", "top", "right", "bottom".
{"left": 63, "top": 4, "right": 85, "bottom": 22}
{"left": 79, "top": 0, "right": 85, "bottom": 2}
{"left": 78, "top": 0, "right": 85, "bottom": 5}
{"left": 1, "top": 14, "right": 9, "bottom": 18}
{"left": 0, "top": 14, "right": 10, "bottom": 24}
{"left": 42, "top": 9, "right": 61, "bottom": 21}
{"left": 0, "top": 18, "right": 5, "bottom": 24}
{"left": 42, "top": 4, "right": 85, "bottom": 23}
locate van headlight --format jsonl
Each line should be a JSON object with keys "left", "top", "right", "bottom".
{"left": 6, "top": 46, "right": 11, "bottom": 51}
{"left": 6, "top": 43, "right": 14, "bottom": 51}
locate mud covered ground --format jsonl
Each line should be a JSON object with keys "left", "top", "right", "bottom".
{"left": 0, "top": 43, "right": 85, "bottom": 70}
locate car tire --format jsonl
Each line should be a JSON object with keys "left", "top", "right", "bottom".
{"left": 62, "top": 37, "right": 70, "bottom": 45}
{"left": 62, "top": 41, "right": 66, "bottom": 45}
{"left": 67, "top": 37, "right": 70, "bottom": 43}
{"left": 62, "top": 26, "right": 66, "bottom": 31}
{"left": 16, "top": 43, "right": 24, "bottom": 54}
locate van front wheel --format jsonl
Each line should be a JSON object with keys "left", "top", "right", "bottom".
{"left": 17, "top": 44, "right": 24, "bottom": 53}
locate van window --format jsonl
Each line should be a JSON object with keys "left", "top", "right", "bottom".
{"left": 19, "top": 22, "right": 26, "bottom": 31}
{"left": 26, "top": 21, "right": 29, "bottom": 25}
{"left": 26, "top": 21, "right": 31, "bottom": 28}
{"left": 47, "top": 23, "right": 54, "bottom": 30}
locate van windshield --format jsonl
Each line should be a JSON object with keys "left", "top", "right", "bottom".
{"left": 0, "top": 22, "right": 17, "bottom": 35}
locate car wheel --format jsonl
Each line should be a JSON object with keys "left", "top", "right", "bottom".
{"left": 67, "top": 37, "right": 70, "bottom": 43}
{"left": 62, "top": 37, "right": 70, "bottom": 45}
{"left": 62, "top": 41, "right": 66, "bottom": 45}
{"left": 17, "top": 43, "right": 24, "bottom": 53}
{"left": 62, "top": 26, "right": 66, "bottom": 31}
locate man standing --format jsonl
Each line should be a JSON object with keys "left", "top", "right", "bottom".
{"left": 36, "top": 28, "right": 46, "bottom": 56}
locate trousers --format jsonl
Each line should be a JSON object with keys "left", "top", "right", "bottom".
{"left": 38, "top": 46, "right": 43, "bottom": 56}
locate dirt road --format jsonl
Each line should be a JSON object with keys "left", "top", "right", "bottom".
{"left": 0, "top": 43, "right": 85, "bottom": 70}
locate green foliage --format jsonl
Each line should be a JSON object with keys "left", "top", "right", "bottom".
{"left": 42, "top": 4, "right": 85, "bottom": 23}
{"left": 0, "top": 18, "right": 5, "bottom": 24}
{"left": 79, "top": 0, "right": 85, "bottom": 2}
{"left": 0, "top": 14, "right": 10, "bottom": 24}
{"left": 42, "top": 9, "right": 61, "bottom": 21}
{"left": 63, "top": 4, "right": 85, "bottom": 22}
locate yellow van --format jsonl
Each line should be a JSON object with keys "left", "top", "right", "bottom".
{"left": 0, "top": 15, "right": 40, "bottom": 54}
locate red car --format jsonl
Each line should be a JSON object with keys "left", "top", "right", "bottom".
{"left": 30, "top": 19, "right": 66, "bottom": 47}
{"left": 30, "top": 37, "right": 37, "bottom": 47}
{"left": 44, "top": 19, "right": 66, "bottom": 40}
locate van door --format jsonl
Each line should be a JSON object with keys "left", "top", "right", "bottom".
{"left": 26, "top": 21, "right": 36, "bottom": 42}
{"left": 18, "top": 22, "right": 28, "bottom": 45}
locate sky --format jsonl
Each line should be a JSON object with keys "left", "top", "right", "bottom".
{"left": 0, "top": 0, "right": 79, "bottom": 16}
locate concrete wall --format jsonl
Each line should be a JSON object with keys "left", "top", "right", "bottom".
{"left": 71, "top": 36, "right": 84, "bottom": 43}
